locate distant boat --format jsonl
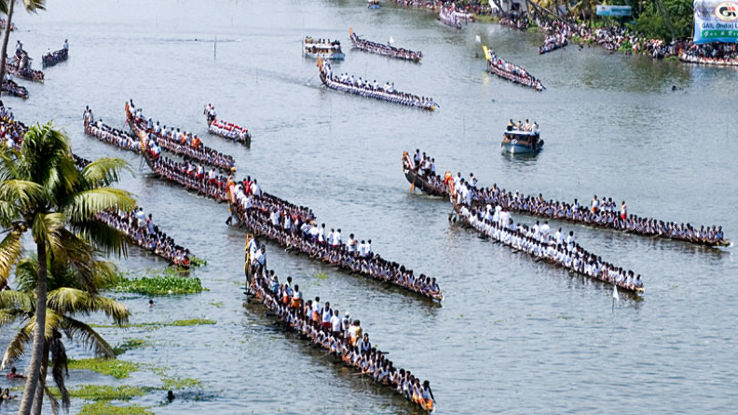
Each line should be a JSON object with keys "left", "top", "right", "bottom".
{"left": 303, "top": 36, "right": 345, "bottom": 60}
{"left": 368, "top": 0, "right": 381, "bottom": 9}
{"left": 501, "top": 129, "right": 543, "bottom": 154}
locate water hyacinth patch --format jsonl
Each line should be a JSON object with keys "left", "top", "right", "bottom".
{"left": 190, "top": 256, "right": 207, "bottom": 267}
{"left": 63, "top": 384, "right": 148, "bottom": 401}
{"left": 68, "top": 358, "right": 140, "bottom": 379}
{"left": 78, "top": 401, "right": 153, "bottom": 415}
{"left": 92, "top": 319, "right": 216, "bottom": 329}
{"left": 113, "top": 338, "right": 149, "bottom": 356}
{"left": 113, "top": 274, "right": 206, "bottom": 295}
{"left": 162, "top": 377, "right": 202, "bottom": 390}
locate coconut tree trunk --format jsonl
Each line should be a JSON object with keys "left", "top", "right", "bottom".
{"left": 0, "top": 0, "right": 15, "bottom": 98}
{"left": 18, "top": 241, "right": 47, "bottom": 415}
{"left": 30, "top": 340, "right": 49, "bottom": 415}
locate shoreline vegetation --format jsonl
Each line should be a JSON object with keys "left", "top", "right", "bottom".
{"left": 390, "top": 0, "right": 738, "bottom": 64}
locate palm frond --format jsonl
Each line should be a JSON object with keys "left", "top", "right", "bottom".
{"left": 64, "top": 188, "right": 135, "bottom": 223}
{"left": 13, "top": 255, "right": 38, "bottom": 293}
{"left": 44, "top": 386, "right": 60, "bottom": 415}
{"left": 88, "top": 260, "right": 118, "bottom": 290}
{"left": 19, "top": 123, "right": 73, "bottom": 191}
{"left": 22, "top": 0, "right": 47, "bottom": 13}
{"left": 0, "top": 227, "right": 23, "bottom": 285}
{"left": 0, "top": 148, "right": 21, "bottom": 182}
{"left": 44, "top": 309, "right": 63, "bottom": 339}
{"left": 47, "top": 228, "right": 96, "bottom": 292}
{"left": 47, "top": 288, "right": 130, "bottom": 325}
{"left": 0, "top": 289, "right": 33, "bottom": 311}
{"left": 50, "top": 332, "right": 69, "bottom": 410}
{"left": 79, "top": 157, "right": 132, "bottom": 189}
{"left": 70, "top": 220, "right": 129, "bottom": 257}
{"left": 0, "top": 320, "right": 33, "bottom": 369}
{"left": 60, "top": 316, "right": 115, "bottom": 358}
{"left": 0, "top": 179, "right": 44, "bottom": 216}
{"left": 31, "top": 212, "right": 65, "bottom": 252}
{"left": 0, "top": 308, "right": 28, "bottom": 327}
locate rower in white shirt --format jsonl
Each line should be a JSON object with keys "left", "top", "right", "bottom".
{"left": 347, "top": 234, "right": 357, "bottom": 253}
{"left": 540, "top": 221, "right": 550, "bottom": 241}
{"left": 554, "top": 228, "right": 562, "bottom": 245}
{"left": 318, "top": 224, "right": 326, "bottom": 243}
{"left": 565, "top": 231, "right": 575, "bottom": 248}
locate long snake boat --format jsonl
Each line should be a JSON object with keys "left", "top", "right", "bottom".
{"left": 125, "top": 101, "right": 235, "bottom": 171}
{"left": 1, "top": 108, "right": 193, "bottom": 266}
{"left": 42, "top": 44, "right": 68, "bottom": 68}
{"left": 134, "top": 129, "right": 443, "bottom": 301}
{"left": 2, "top": 79, "right": 28, "bottom": 99}
{"left": 678, "top": 52, "right": 738, "bottom": 66}
{"left": 75, "top": 150, "right": 193, "bottom": 266}
{"left": 451, "top": 202, "right": 645, "bottom": 294}
{"left": 349, "top": 28, "right": 422, "bottom": 62}
{"left": 204, "top": 104, "right": 251, "bottom": 146}
{"left": 246, "top": 269, "right": 436, "bottom": 412}
{"left": 95, "top": 207, "right": 193, "bottom": 268}
{"left": 317, "top": 58, "right": 438, "bottom": 111}
{"left": 402, "top": 151, "right": 731, "bottom": 247}
{"left": 84, "top": 108, "right": 141, "bottom": 153}
{"left": 482, "top": 45, "right": 544, "bottom": 91}
{"left": 231, "top": 189, "right": 443, "bottom": 302}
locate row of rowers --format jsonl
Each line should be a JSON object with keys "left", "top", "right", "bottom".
{"left": 142, "top": 151, "right": 443, "bottom": 300}
{"left": 335, "top": 73, "right": 399, "bottom": 94}
{"left": 407, "top": 151, "right": 728, "bottom": 246}
{"left": 83, "top": 112, "right": 236, "bottom": 191}
{"left": 459, "top": 204, "right": 644, "bottom": 292}
{"left": 231, "top": 183, "right": 443, "bottom": 300}
{"left": 249, "top": 269, "right": 436, "bottom": 411}
{"left": 95, "top": 207, "right": 191, "bottom": 267}
{"left": 125, "top": 100, "right": 235, "bottom": 170}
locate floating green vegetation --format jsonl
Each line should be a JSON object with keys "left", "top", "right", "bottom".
{"left": 68, "top": 358, "right": 140, "bottom": 379}
{"left": 113, "top": 274, "right": 205, "bottom": 296}
{"left": 169, "top": 318, "right": 216, "bottom": 327}
{"left": 209, "top": 301, "right": 223, "bottom": 308}
{"left": 162, "top": 377, "right": 201, "bottom": 390}
{"left": 61, "top": 384, "right": 148, "bottom": 401}
{"left": 149, "top": 366, "right": 169, "bottom": 377}
{"left": 190, "top": 256, "right": 207, "bottom": 267}
{"left": 92, "top": 318, "right": 215, "bottom": 329}
{"left": 313, "top": 272, "right": 328, "bottom": 280}
{"left": 77, "top": 401, "right": 153, "bottom": 415}
{"left": 113, "top": 338, "right": 149, "bottom": 356}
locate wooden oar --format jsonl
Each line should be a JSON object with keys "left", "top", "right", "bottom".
{"left": 410, "top": 171, "right": 418, "bottom": 192}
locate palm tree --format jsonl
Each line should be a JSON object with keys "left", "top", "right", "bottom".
{"left": 0, "top": 255, "right": 129, "bottom": 415}
{"left": 0, "top": 0, "right": 46, "bottom": 97}
{"left": 0, "top": 123, "right": 135, "bottom": 415}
